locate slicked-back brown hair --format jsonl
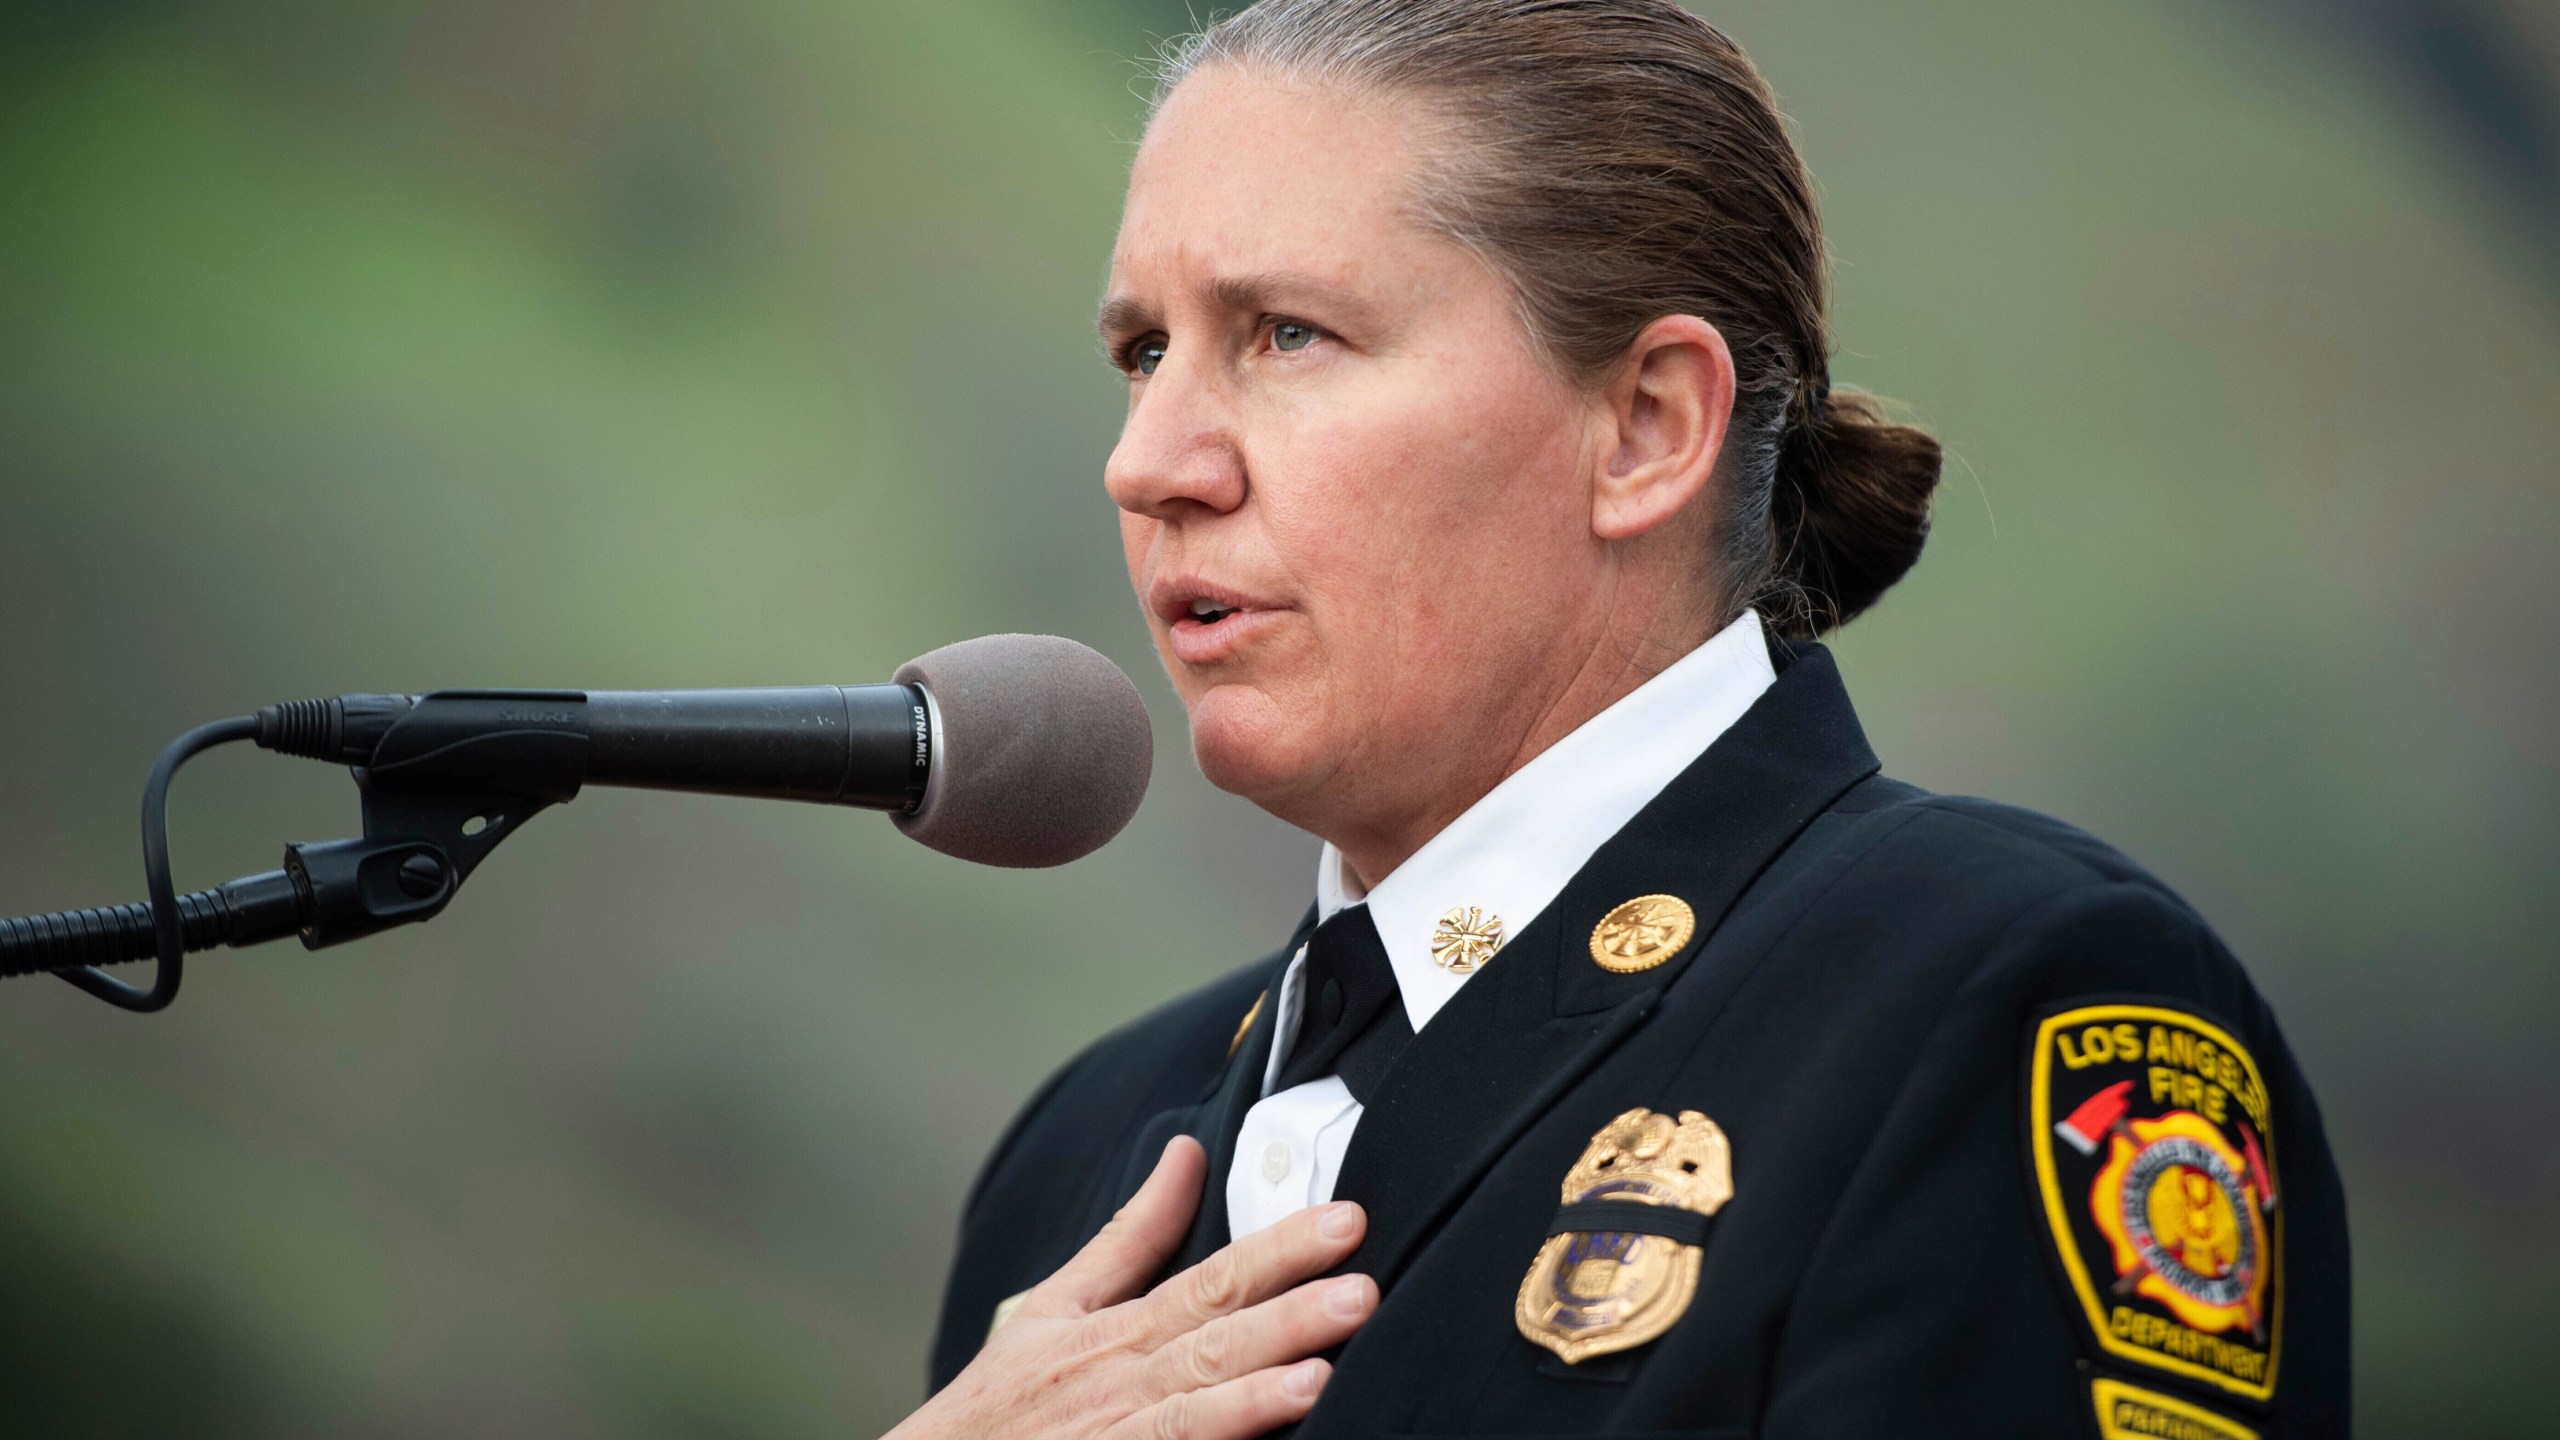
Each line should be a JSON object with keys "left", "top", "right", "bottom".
{"left": 1152, "top": 0, "right": 1941, "bottom": 638}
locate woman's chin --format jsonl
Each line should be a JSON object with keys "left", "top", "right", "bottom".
{"left": 1186, "top": 685, "right": 1327, "bottom": 805}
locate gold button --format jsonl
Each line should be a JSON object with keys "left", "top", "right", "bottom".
{"left": 1588, "top": 894, "right": 1697, "bottom": 973}
{"left": 1431, "top": 905, "right": 1505, "bottom": 973}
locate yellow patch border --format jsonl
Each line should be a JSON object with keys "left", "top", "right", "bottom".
{"left": 2091, "top": 1376, "right": 2261, "bottom": 1440}
{"left": 2031, "top": 1003, "right": 2283, "bottom": 1401}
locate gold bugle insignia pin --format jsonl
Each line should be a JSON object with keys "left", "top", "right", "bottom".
{"left": 1588, "top": 895, "right": 1697, "bottom": 973}
{"left": 1515, "top": 1107, "right": 1733, "bottom": 1364}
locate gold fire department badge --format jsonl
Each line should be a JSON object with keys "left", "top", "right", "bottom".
{"left": 1514, "top": 1107, "right": 1732, "bottom": 1363}
{"left": 2030, "top": 1003, "right": 2282, "bottom": 1401}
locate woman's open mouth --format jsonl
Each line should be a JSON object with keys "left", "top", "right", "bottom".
{"left": 1158, "top": 583, "right": 1277, "bottom": 664}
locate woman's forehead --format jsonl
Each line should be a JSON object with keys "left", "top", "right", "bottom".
{"left": 1111, "top": 68, "right": 1433, "bottom": 286}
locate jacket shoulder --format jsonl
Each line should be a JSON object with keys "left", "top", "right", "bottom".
{"left": 1821, "top": 776, "right": 2199, "bottom": 922}
{"left": 1785, "top": 778, "right": 2264, "bottom": 1034}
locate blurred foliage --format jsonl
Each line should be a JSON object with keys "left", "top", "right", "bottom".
{"left": 0, "top": 0, "right": 2551, "bottom": 1435}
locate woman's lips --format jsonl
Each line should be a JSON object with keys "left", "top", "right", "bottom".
{"left": 1151, "top": 577, "right": 1283, "bottom": 666}
{"left": 1166, "top": 604, "right": 1281, "bottom": 666}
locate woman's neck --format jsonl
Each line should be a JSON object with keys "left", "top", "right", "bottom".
{"left": 1326, "top": 599, "right": 1722, "bottom": 891}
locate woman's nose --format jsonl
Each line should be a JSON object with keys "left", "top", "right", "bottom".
{"left": 1105, "top": 364, "right": 1248, "bottom": 520}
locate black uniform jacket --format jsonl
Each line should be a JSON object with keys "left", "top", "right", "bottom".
{"left": 930, "top": 644, "right": 2349, "bottom": 1438}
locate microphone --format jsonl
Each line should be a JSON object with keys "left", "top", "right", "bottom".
{"left": 254, "top": 633, "right": 1154, "bottom": 869}
{"left": 0, "top": 635, "right": 1154, "bottom": 1010}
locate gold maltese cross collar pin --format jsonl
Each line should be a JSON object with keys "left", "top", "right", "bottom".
{"left": 1431, "top": 905, "right": 1505, "bottom": 973}
{"left": 1515, "top": 1107, "right": 1734, "bottom": 1364}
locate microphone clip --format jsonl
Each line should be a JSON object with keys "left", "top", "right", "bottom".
{"left": 285, "top": 784, "right": 557, "bottom": 951}
{"left": 276, "top": 688, "right": 592, "bottom": 949}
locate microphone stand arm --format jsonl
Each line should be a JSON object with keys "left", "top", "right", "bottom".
{"left": 0, "top": 707, "right": 574, "bottom": 1010}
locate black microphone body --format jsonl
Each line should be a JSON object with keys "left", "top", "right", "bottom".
{"left": 590, "top": 687, "right": 932, "bottom": 807}
{"left": 257, "top": 684, "right": 935, "bottom": 812}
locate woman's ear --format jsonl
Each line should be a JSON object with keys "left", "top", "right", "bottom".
{"left": 1591, "top": 314, "right": 1735, "bottom": 542}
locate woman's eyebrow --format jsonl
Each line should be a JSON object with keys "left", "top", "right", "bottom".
{"left": 1097, "top": 294, "right": 1157, "bottom": 343}
{"left": 1098, "top": 271, "right": 1377, "bottom": 342}
{"left": 1206, "top": 271, "right": 1371, "bottom": 321}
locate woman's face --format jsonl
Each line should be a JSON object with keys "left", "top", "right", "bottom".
{"left": 1102, "top": 68, "right": 1623, "bottom": 853}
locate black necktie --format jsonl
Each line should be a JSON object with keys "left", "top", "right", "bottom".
{"left": 1274, "top": 905, "right": 1414, "bottom": 1103}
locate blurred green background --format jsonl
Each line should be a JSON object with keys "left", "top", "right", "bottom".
{"left": 1, "top": 0, "right": 2552, "bottom": 1434}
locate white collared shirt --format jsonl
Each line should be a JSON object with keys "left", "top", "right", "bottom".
{"left": 1225, "top": 610, "right": 1778, "bottom": 1239}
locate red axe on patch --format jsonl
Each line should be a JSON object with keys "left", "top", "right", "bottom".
{"left": 2055, "top": 1081, "right": 2147, "bottom": 1299}
{"left": 2055, "top": 1080, "right": 2135, "bottom": 1156}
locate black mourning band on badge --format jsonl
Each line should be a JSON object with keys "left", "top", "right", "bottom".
{"left": 1546, "top": 1200, "right": 1717, "bottom": 1247}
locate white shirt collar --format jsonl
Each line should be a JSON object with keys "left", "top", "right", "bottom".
{"left": 1314, "top": 609, "right": 1777, "bottom": 1034}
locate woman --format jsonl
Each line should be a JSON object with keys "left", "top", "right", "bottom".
{"left": 896, "top": 2, "right": 2346, "bottom": 1436}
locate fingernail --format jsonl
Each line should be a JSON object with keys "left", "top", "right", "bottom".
{"left": 1318, "top": 1203, "right": 1360, "bottom": 1242}
{"left": 1326, "top": 1275, "right": 1372, "bottom": 1318}
{"left": 1284, "top": 1360, "right": 1327, "bottom": 1401}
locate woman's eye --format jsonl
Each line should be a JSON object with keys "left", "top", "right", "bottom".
{"left": 1271, "top": 321, "right": 1318, "bottom": 353}
{"left": 1131, "top": 339, "right": 1167, "bottom": 376}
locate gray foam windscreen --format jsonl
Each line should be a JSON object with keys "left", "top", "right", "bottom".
{"left": 891, "top": 634, "right": 1154, "bottom": 868}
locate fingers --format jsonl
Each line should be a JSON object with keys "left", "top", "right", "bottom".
{"left": 1105, "top": 1358, "right": 1331, "bottom": 1440}
{"left": 1136, "top": 1197, "right": 1366, "bottom": 1341}
{"left": 1151, "top": 1272, "right": 1375, "bottom": 1395}
{"left": 1034, "top": 1136, "right": 1208, "bottom": 1317}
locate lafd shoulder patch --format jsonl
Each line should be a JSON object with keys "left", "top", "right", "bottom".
{"left": 2029, "top": 1003, "right": 2281, "bottom": 1401}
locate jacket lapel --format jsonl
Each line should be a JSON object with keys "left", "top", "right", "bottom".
{"left": 1327, "top": 644, "right": 1881, "bottom": 1289}
{"left": 1169, "top": 977, "right": 1280, "bottom": 1270}
{"left": 1163, "top": 906, "right": 1317, "bottom": 1271}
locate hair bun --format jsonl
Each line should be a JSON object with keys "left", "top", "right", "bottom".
{"left": 1765, "top": 387, "right": 1942, "bottom": 639}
